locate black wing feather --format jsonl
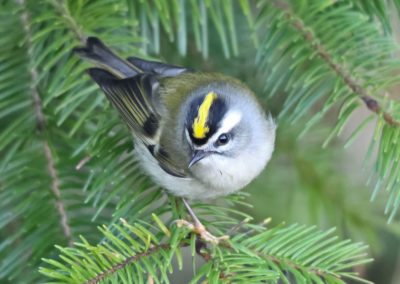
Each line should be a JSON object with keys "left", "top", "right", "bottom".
{"left": 126, "top": 57, "right": 190, "bottom": 77}
{"left": 88, "top": 68, "right": 158, "bottom": 139}
{"left": 74, "top": 37, "right": 140, "bottom": 78}
{"left": 88, "top": 68, "right": 187, "bottom": 178}
{"left": 75, "top": 37, "right": 188, "bottom": 178}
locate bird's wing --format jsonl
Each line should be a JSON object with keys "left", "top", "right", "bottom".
{"left": 126, "top": 57, "right": 190, "bottom": 77}
{"left": 74, "top": 37, "right": 141, "bottom": 78}
{"left": 88, "top": 68, "right": 187, "bottom": 178}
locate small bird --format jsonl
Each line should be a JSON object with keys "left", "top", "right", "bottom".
{"left": 74, "top": 37, "right": 275, "bottom": 243}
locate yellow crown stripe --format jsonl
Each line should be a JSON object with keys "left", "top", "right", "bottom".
{"left": 192, "top": 92, "right": 217, "bottom": 139}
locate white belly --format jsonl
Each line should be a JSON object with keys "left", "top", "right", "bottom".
{"left": 134, "top": 142, "right": 242, "bottom": 200}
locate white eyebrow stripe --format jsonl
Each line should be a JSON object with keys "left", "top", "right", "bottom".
{"left": 214, "top": 110, "right": 242, "bottom": 137}
{"left": 187, "top": 110, "right": 242, "bottom": 150}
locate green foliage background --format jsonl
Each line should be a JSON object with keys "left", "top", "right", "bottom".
{"left": 2, "top": 0, "right": 400, "bottom": 283}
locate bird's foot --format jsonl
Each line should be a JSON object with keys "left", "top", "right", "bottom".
{"left": 175, "top": 219, "right": 229, "bottom": 245}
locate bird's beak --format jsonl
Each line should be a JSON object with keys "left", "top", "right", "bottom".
{"left": 188, "top": 150, "right": 210, "bottom": 168}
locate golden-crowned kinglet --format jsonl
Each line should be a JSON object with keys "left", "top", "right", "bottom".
{"left": 74, "top": 37, "right": 275, "bottom": 201}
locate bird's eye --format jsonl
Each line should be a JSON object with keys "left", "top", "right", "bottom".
{"left": 217, "top": 133, "right": 230, "bottom": 146}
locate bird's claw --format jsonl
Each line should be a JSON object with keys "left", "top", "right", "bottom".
{"left": 175, "top": 219, "right": 229, "bottom": 245}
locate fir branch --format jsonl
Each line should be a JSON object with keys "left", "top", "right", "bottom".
{"left": 272, "top": 0, "right": 400, "bottom": 127}
{"left": 85, "top": 243, "right": 173, "bottom": 284}
{"left": 16, "top": 0, "right": 73, "bottom": 246}
{"left": 82, "top": 234, "right": 220, "bottom": 283}
{"left": 194, "top": 230, "right": 349, "bottom": 282}
{"left": 43, "top": 141, "right": 72, "bottom": 245}
{"left": 211, "top": 234, "right": 358, "bottom": 282}
{"left": 16, "top": 0, "right": 44, "bottom": 132}
{"left": 50, "top": 0, "right": 86, "bottom": 44}
{"left": 76, "top": 155, "right": 92, "bottom": 170}
{"left": 41, "top": 218, "right": 371, "bottom": 283}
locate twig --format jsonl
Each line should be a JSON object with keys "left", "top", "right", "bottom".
{"left": 147, "top": 274, "right": 154, "bottom": 284}
{"left": 272, "top": 0, "right": 400, "bottom": 127}
{"left": 84, "top": 217, "right": 353, "bottom": 283}
{"left": 44, "top": 142, "right": 72, "bottom": 245}
{"left": 189, "top": 219, "right": 341, "bottom": 281}
{"left": 225, "top": 217, "right": 253, "bottom": 236}
{"left": 85, "top": 243, "right": 174, "bottom": 284}
{"left": 240, "top": 217, "right": 271, "bottom": 237}
{"left": 50, "top": 0, "right": 86, "bottom": 44}
{"left": 50, "top": 0, "right": 93, "bottom": 174}
{"left": 76, "top": 155, "right": 91, "bottom": 170}
{"left": 16, "top": 0, "right": 73, "bottom": 246}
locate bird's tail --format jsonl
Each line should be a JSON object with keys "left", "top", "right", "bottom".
{"left": 73, "top": 37, "right": 142, "bottom": 78}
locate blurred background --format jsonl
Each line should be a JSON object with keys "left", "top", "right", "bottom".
{"left": 2, "top": 0, "right": 400, "bottom": 283}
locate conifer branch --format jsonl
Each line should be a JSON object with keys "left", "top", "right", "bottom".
{"left": 218, "top": 238, "right": 346, "bottom": 281}
{"left": 43, "top": 141, "right": 72, "bottom": 244}
{"left": 85, "top": 243, "right": 173, "bottom": 284}
{"left": 42, "top": 220, "right": 370, "bottom": 284}
{"left": 16, "top": 0, "right": 73, "bottom": 246}
{"left": 50, "top": 0, "right": 86, "bottom": 44}
{"left": 272, "top": 0, "right": 400, "bottom": 127}
{"left": 76, "top": 155, "right": 92, "bottom": 170}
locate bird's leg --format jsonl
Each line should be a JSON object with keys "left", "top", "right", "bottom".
{"left": 175, "top": 198, "right": 229, "bottom": 245}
